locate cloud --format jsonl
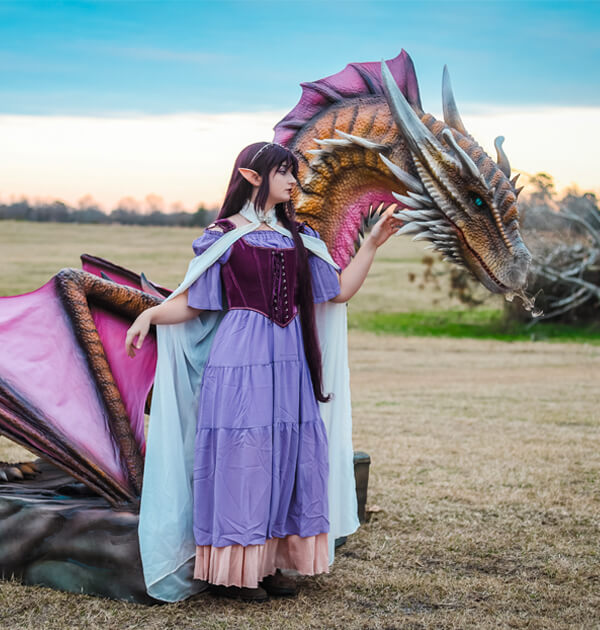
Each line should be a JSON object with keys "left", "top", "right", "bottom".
{"left": 454, "top": 105, "right": 600, "bottom": 194}
{"left": 0, "top": 111, "right": 285, "bottom": 210}
{"left": 0, "top": 106, "right": 597, "bottom": 211}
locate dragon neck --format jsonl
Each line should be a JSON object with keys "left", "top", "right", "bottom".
{"left": 291, "top": 99, "right": 417, "bottom": 267}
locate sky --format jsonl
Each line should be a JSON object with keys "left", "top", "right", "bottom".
{"left": 0, "top": 0, "right": 599, "bottom": 211}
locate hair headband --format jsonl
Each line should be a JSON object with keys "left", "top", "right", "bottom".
{"left": 249, "top": 142, "right": 288, "bottom": 164}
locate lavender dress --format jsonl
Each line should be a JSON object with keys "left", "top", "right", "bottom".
{"left": 187, "top": 221, "right": 340, "bottom": 550}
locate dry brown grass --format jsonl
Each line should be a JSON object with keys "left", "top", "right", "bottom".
{"left": 1, "top": 222, "right": 599, "bottom": 629}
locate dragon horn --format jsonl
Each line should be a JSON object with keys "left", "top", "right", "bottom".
{"left": 380, "top": 60, "right": 442, "bottom": 161}
{"left": 494, "top": 136, "right": 511, "bottom": 177}
{"left": 441, "top": 129, "right": 480, "bottom": 181}
{"left": 378, "top": 153, "right": 425, "bottom": 194}
{"left": 442, "top": 65, "right": 468, "bottom": 135}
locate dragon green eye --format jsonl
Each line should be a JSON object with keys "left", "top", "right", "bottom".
{"left": 469, "top": 192, "right": 488, "bottom": 211}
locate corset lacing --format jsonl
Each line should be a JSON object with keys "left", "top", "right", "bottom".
{"left": 271, "top": 249, "right": 290, "bottom": 322}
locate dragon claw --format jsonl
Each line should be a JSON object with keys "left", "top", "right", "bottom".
{"left": 0, "top": 460, "right": 42, "bottom": 482}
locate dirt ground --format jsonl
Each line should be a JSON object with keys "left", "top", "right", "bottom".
{"left": 1, "top": 332, "right": 598, "bottom": 629}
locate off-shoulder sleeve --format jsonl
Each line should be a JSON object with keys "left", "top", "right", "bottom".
{"left": 187, "top": 229, "right": 231, "bottom": 311}
{"left": 302, "top": 224, "right": 341, "bottom": 303}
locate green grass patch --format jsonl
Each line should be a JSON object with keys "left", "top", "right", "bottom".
{"left": 349, "top": 308, "right": 600, "bottom": 343}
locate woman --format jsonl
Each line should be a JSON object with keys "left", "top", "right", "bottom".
{"left": 126, "top": 142, "right": 400, "bottom": 602}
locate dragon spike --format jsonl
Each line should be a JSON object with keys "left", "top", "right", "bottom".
{"left": 396, "top": 221, "right": 423, "bottom": 236}
{"left": 334, "top": 129, "right": 388, "bottom": 151}
{"left": 515, "top": 186, "right": 524, "bottom": 197}
{"left": 392, "top": 191, "right": 423, "bottom": 208}
{"left": 412, "top": 230, "right": 435, "bottom": 242}
{"left": 494, "top": 136, "right": 511, "bottom": 177}
{"left": 395, "top": 209, "right": 435, "bottom": 221}
{"left": 380, "top": 60, "right": 442, "bottom": 161}
{"left": 510, "top": 173, "right": 521, "bottom": 187}
{"left": 407, "top": 191, "right": 433, "bottom": 206}
{"left": 442, "top": 65, "right": 468, "bottom": 135}
{"left": 378, "top": 153, "right": 424, "bottom": 194}
{"left": 315, "top": 138, "right": 351, "bottom": 149}
{"left": 441, "top": 128, "right": 480, "bottom": 181}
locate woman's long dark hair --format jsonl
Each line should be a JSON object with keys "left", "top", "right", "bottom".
{"left": 218, "top": 142, "right": 330, "bottom": 403}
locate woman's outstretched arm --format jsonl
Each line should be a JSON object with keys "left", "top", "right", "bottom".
{"left": 125, "top": 291, "right": 201, "bottom": 357}
{"left": 332, "top": 206, "right": 402, "bottom": 303}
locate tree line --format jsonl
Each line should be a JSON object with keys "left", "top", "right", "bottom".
{"left": 0, "top": 198, "right": 219, "bottom": 227}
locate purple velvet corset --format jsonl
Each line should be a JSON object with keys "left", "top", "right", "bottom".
{"left": 221, "top": 235, "right": 298, "bottom": 327}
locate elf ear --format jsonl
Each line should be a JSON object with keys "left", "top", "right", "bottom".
{"left": 238, "top": 168, "right": 262, "bottom": 187}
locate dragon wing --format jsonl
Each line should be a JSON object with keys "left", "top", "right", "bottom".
{"left": 0, "top": 270, "right": 160, "bottom": 506}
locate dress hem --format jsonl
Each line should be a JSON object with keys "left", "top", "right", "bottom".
{"left": 194, "top": 532, "right": 329, "bottom": 588}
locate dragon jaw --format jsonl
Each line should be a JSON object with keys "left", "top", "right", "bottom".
{"left": 380, "top": 61, "right": 532, "bottom": 296}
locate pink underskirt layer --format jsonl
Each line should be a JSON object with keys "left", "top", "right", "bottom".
{"left": 194, "top": 533, "right": 329, "bottom": 588}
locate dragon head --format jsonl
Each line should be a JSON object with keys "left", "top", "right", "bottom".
{"left": 380, "top": 62, "right": 531, "bottom": 295}
{"left": 275, "top": 50, "right": 534, "bottom": 305}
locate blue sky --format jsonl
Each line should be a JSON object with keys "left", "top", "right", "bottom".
{"left": 0, "top": 0, "right": 598, "bottom": 209}
{"left": 0, "top": 0, "right": 599, "bottom": 116}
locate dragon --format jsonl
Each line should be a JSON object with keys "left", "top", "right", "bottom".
{"left": 0, "top": 50, "right": 532, "bottom": 602}
{"left": 277, "top": 50, "right": 532, "bottom": 303}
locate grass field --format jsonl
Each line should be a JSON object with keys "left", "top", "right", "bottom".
{"left": 1, "top": 221, "right": 599, "bottom": 629}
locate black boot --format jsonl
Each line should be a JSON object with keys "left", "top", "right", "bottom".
{"left": 209, "top": 584, "right": 269, "bottom": 602}
{"left": 260, "top": 570, "right": 298, "bottom": 596}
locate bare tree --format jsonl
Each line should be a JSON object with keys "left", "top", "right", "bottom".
{"left": 509, "top": 174, "right": 600, "bottom": 323}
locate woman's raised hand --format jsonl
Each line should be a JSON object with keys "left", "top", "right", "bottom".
{"left": 367, "top": 206, "right": 403, "bottom": 248}
{"left": 333, "top": 206, "right": 404, "bottom": 303}
{"left": 125, "top": 311, "right": 151, "bottom": 358}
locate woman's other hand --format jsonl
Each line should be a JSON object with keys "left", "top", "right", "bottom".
{"left": 126, "top": 311, "right": 151, "bottom": 357}
{"left": 125, "top": 291, "right": 202, "bottom": 357}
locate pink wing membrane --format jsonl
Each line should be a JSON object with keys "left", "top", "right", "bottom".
{"left": 82, "top": 254, "right": 166, "bottom": 455}
{"left": 91, "top": 306, "right": 155, "bottom": 455}
{"left": 0, "top": 282, "right": 129, "bottom": 486}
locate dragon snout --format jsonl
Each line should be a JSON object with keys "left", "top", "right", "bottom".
{"left": 504, "top": 247, "right": 532, "bottom": 291}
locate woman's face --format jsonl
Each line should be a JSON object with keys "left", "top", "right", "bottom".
{"left": 267, "top": 163, "right": 296, "bottom": 205}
